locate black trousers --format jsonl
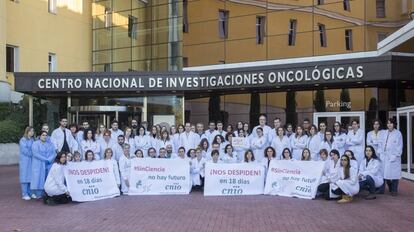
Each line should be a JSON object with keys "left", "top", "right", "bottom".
{"left": 44, "top": 194, "right": 72, "bottom": 205}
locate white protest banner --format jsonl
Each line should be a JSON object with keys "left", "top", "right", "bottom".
{"left": 128, "top": 158, "right": 191, "bottom": 195}
{"left": 64, "top": 160, "right": 120, "bottom": 202}
{"left": 264, "top": 160, "right": 324, "bottom": 199}
{"left": 204, "top": 163, "right": 265, "bottom": 196}
{"left": 232, "top": 137, "right": 246, "bottom": 148}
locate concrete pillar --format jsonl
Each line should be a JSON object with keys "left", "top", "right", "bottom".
{"left": 0, "top": 0, "right": 11, "bottom": 103}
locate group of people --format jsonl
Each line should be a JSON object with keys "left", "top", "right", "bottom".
{"left": 19, "top": 114, "right": 403, "bottom": 204}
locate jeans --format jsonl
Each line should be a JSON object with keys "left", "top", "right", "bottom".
{"left": 385, "top": 179, "right": 399, "bottom": 193}
{"left": 359, "top": 175, "right": 376, "bottom": 194}
{"left": 21, "top": 183, "right": 30, "bottom": 197}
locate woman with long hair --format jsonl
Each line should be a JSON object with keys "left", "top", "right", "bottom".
{"left": 330, "top": 155, "right": 360, "bottom": 203}
{"left": 44, "top": 152, "right": 71, "bottom": 205}
{"left": 291, "top": 126, "right": 308, "bottom": 160}
{"left": 359, "top": 145, "right": 383, "bottom": 200}
{"left": 19, "top": 126, "right": 35, "bottom": 200}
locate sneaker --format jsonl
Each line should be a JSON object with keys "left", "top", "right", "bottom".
{"left": 391, "top": 192, "right": 398, "bottom": 197}
{"left": 364, "top": 194, "right": 376, "bottom": 200}
{"left": 22, "top": 196, "right": 31, "bottom": 201}
{"left": 30, "top": 194, "right": 37, "bottom": 199}
{"left": 337, "top": 195, "right": 353, "bottom": 203}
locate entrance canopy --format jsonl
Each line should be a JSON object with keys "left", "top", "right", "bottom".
{"left": 14, "top": 54, "right": 414, "bottom": 96}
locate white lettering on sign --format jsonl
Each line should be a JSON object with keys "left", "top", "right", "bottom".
{"left": 33, "top": 65, "right": 364, "bottom": 91}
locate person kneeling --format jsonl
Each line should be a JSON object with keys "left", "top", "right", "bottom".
{"left": 43, "top": 152, "right": 71, "bottom": 205}
{"left": 330, "top": 155, "right": 360, "bottom": 203}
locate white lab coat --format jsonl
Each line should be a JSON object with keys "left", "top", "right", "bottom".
{"left": 319, "top": 159, "right": 331, "bottom": 184}
{"left": 44, "top": 163, "right": 67, "bottom": 196}
{"left": 306, "top": 135, "right": 321, "bottom": 161}
{"left": 268, "top": 129, "right": 277, "bottom": 145}
{"left": 331, "top": 166, "right": 360, "bottom": 196}
{"left": 359, "top": 158, "right": 383, "bottom": 187}
{"left": 51, "top": 127, "right": 76, "bottom": 153}
{"left": 271, "top": 136, "right": 290, "bottom": 160}
{"left": 80, "top": 139, "right": 101, "bottom": 160}
{"left": 190, "top": 157, "right": 206, "bottom": 186}
{"left": 98, "top": 139, "right": 117, "bottom": 160}
{"left": 333, "top": 132, "right": 346, "bottom": 155}
{"left": 252, "top": 125, "right": 272, "bottom": 144}
{"left": 148, "top": 136, "right": 160, "bottom": 151}
{"left": 118, "top": 154, "right": 132, "bottom": 194}
{"left": 366, "top": 130, "right": 383, "bottom": 156}
{"left": 109, "top": 129, "right": 124, "bottom": 141}
{"left": 319, "top": 141, "right": 339, "bottom": 157}
{"left": 233, "top": 137, "right": 250, "bottom": 162}
{"left": 345, "top": 129, "right": 365, "bottom": 164}
{"left": 204, "top": 129, "right": 218, "bottom": 144}
{"left": 221, "top": 153, "right": 238, "bottom": 163}
{"left": 261, "top": 157, "right": 275, "bottom": 173}
{"left": 172, "top": 133, "right": 181, "bottom": 153}
{"left": 158, "top": 139, "right": 175, "bottom": 152}
{"left": 112, "top": 143, "right": 124, "bottom": 162}
{"left": 124, "top": 137, "right": 136, "bottom": 154}
{"left": 381, "top": 129, "right": 403, "bottom": 180}
{"left": 134, "top": 135, "right": 151, "bottom": 157}
{"left": 250, "top": 135, "right": 268, "bottom": 162}
{"left": 179, "top": 131, "right": 198, "bottom": 152}
{"left": 291, "top": 135, "right": 308, "bottom": 160}
{"left": 104, "top": 159, "right": 121, "bottom": 186}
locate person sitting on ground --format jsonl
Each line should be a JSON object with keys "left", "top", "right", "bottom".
{"left": 358, "top": 145, "right": 383, "bottom": 200}
{"left": 43, "top": 152, "right": 72, "bottom": 205}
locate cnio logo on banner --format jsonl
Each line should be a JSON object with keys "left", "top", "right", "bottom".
{"left": 34, "top": 65, "right": 364, "bottom": 91}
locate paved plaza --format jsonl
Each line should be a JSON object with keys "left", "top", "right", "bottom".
{"left": 0, "top": 165, "right": 413, "bottom": 232}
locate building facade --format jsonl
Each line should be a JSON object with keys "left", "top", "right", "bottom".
{"left": 0, "top": 0, "right": 92, "bottom": 102}
{"left": 183, "top": 0, "right": 414, "bottom": 66}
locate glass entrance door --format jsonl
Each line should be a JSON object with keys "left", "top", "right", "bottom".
{"left": 70, "top": 106, "right": 141, "bottom": 130}
{"left": 313, "top": 111, "right": 365, "bottom": 132}
{"left": 397, "top": 106, "right": 414, "bottom": 180}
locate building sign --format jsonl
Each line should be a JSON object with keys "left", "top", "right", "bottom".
{"left": 14, "top": 56, "right": 394, "bottom": 93}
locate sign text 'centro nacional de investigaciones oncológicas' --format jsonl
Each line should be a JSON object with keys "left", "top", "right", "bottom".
{"left": 34, "top": 65, "right": 364, "bottom": 92}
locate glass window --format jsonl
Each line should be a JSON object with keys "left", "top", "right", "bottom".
{"left": 377, "top": 32, "right": 388, "bottom": 43}
{"left": 376, "top": 0, "right": 385, "bottom": 18}
{"left": 48, "top": 53, "right": 56, "bottom": 72}
{"left": 219, "top": 10, "right": 229, "bottom": 39}
{"left": 317, "top": 0, "right": 325, "bottom": 5}
{"left": 148, "top": 96, "right": 184, "bottom": 126}
{"left": 104, "top": 7, "right": 112, "bottom": 29}
{"left": 345, "top": 29, "right": 353, "bottom": 51}
{"left": 128, "top": 15, "right": 138, "bottom": 39}
{"left": 296, "top": 91, "right": 314, "bottom": 112}
{"left": 318, "top": 24, "right": 327, "bottom": 47}
{"left": 267, "top": 92, "right": 286, "bottom": 114}
{"left": 343, "top": 0, "right": 350, "bottom": 11}
{"left": 6, "top": 46, "right": 18, "bottom": 72}
{"left": 183, "top": 0, "right": 189, "bottom": 33}
{"left": 256, "top": 16, "right": 265, "bottom": 44}
{"left": 224, "top": 94, "right": 251, "bottom": 114}
{"left": 288, "top": 19, "right": 297, "bottom": 46}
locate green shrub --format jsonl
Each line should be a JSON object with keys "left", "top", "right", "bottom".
{"left": 0, "top": 120, "right": 24, "bottom": 143}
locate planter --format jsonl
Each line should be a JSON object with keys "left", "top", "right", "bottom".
{"left": 0, "top": 143, "right": 19, "bottom": 165}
